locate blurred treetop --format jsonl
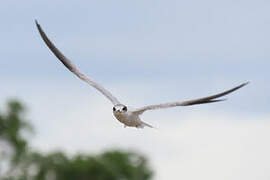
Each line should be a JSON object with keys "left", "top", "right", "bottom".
{"left": 0, "top": 100, "right": 153, "bottom": 180}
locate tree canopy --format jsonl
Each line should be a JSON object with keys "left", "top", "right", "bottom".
{"left": 0, "top": 100, "right": 153, "bottom": 180}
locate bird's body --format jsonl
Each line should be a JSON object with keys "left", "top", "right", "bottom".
{"left": 113, "top": 108, "right": 142, "bottom": 128}
{"left": 35, "top": 20, "right": 249, "bottom": 129}
{"left": 113, "top": 104, "right": 153, "bottom": 128}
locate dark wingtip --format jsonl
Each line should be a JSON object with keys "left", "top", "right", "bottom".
{"left": 207, "top": 98, "right": 227, "bottom": 104}
{"left": 241, "top": 81, "right": 250, "bottom": 87}
{"left": 233, "top": 81, "right": 250, "bottom": 91}
{"left": 35, "top": 20, "right": 42, "bottom": 32}
{"left": 35, "top": 19, "right": 39, "bottom": 26}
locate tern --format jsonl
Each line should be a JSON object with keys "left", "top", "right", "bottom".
{"left": 35, "top": 20, "right": 248, "bottom": 128}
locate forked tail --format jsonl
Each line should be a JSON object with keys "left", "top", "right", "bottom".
{"left": 140, "top": 121, "right": 154, "bottom": 128}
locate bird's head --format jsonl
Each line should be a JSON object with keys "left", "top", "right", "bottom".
{"left": 113, "top": 104, "right": 128, "bottom": 114}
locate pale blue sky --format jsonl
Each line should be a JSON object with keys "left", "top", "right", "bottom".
{"left": 1, "top": 0, "right": 270, "bottom": 179}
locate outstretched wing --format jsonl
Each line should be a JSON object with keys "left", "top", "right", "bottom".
{"left": 35, "top": 20, "right": 121, "bottom": 105}
{"left": 133, "top": 82, "right": 248, "bottom": 114}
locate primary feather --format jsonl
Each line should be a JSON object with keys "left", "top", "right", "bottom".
{"left": 35, "top": 20, "right": 121, "bottom": 105}
{"left": 133, "top": 82, "right": 249, "bottom": 115}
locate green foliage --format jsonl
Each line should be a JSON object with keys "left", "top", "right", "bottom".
{"left": 0, "top": 100, "right": 32, "bottom": 163}
{"left": 0, "top": 100, "right": 153, "bottom": 180}
{"left": 24, "top": 150, "right": 152, "bottom": 180}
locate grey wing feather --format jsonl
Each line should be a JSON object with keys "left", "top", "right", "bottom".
{"left": 133, "top": 82, "right": 249, "bottom": 114}
{"left": 35, "top": 20, "right": 121, "bottom": 105}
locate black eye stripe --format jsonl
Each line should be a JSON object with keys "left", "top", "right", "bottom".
{"left": 113, "top": 107, "right": 116, "bottom": 111}
{"left": 123, "top": 106, "right": 127, "bottom": 111}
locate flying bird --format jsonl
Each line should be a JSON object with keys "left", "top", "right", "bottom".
{"left": 35, "top": 20, "right": 248, "bottom": 128}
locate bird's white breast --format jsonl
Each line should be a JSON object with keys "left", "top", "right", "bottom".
{"left": 113, "top": 111, "right": 142, "bottom": 127}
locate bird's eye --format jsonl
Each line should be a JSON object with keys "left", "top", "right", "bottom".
{"left": 113, "top": 107, "right": 116, "bottom": 111}
{"left": 123, "top": 106, "right": 127, "bottom": 111}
